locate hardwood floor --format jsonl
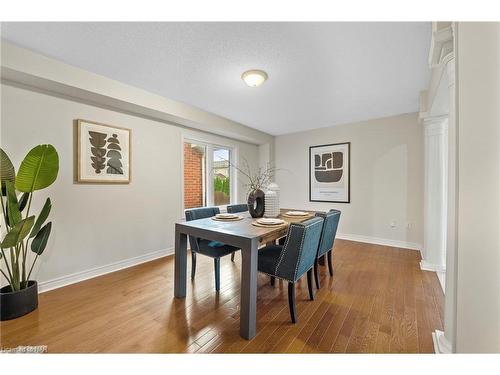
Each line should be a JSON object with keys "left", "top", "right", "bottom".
{"left": 0, "top": 240, "right": 444, "bottom": 353}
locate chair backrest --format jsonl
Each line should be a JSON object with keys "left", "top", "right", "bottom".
{"left": 226, "top": 204, "right": 249, "bottom": 214}
{"left": 275, "top": 216, "right": 324, "bottom": 282}
{"left": 185, "top": 207, "right": 220, "bottom": 252}
{"left": 315, "top": 209, "right": 341, "bottom": 258}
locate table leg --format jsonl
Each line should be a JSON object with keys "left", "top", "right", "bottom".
{"left": 240, "top": 238, "right": 258, "bottom": 339}
{"left": 174, "top": 228, "right": 187, "bottom": 298}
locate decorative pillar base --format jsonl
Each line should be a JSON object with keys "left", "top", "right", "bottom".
{"left": 420, "top": 260, "right": 446, "bottom": 273}
{"left": 432, "top": 330, "right": 452, "bottom": 353}
{"left": 420, "top": 261, "right": 446, "bottom": 292}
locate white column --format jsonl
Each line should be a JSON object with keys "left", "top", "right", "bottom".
{"left": 433, "top": 50, "right": 456, "bottom": 355}
{"left": 421, "top": 117, "right": 448, "bottom": 278}
{"left": 441, "top": 49, "right": 457, "bottom": 353}
{"left": 425, "top": 22, "right": 456, "bottom": 354}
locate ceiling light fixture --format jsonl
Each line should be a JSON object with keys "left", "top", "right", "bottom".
{"left": 241, "top": 69, "right": 268, "bottom": 87}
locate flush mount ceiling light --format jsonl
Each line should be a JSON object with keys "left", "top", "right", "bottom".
{"left": 241, "top": 69, "right": 268, "bottom": 87}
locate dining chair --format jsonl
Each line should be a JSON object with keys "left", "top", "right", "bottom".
{"left": 226, "top": 203, "right": 249, "bottom": 214}
{"left": 226, "top": 204, "right": 249, "bottom": 261}
{"left": 185, "top": 207, "right": 240, "bottom": 292}
{"left": 257, "top": 216, "right": 324, "bottom": 323}
{"left": 313, "top": 209, "right": 341, "bottom": 289}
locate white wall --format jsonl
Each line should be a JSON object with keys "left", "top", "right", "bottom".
{"left": 455, "top": 22, "right": 500, "bottom": 353}
{"left": 0, "top": 83, "right": 259, "bottom": 289}
{"left": 274, "top": 113, "right": 423, "bottom": 249}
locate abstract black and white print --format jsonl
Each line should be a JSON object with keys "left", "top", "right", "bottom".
{"left": 78, "top": 120, "right": 130, "bottom": 183}
{"left": 310, "top": 142, "right": 350, "bottom": 203}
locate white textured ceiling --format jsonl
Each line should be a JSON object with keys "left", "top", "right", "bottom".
{"left": 1, "top": 22, "right": 430, "bottom": 136}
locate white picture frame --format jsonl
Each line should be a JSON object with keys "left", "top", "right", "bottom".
{"left": 77, "top": 119, "right": 131, "bottom": 184}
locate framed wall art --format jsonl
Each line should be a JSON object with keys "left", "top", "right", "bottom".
{"left": 77, "top": 119, "right": 131, "bottom": 183}
{"left": 309, "top": 142, "right": 350, "bottom": 203}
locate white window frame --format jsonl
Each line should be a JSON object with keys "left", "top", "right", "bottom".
{"left": 181, "top": 135, "right": 238, "bottom": 213}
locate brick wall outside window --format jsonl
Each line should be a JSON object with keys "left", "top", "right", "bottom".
{"left": 184, "top": 143, "right": 204, "bottom": 209}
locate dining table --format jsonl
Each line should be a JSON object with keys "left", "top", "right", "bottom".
{"left": 174, "top": 208, "right": 315, "bottom": 340}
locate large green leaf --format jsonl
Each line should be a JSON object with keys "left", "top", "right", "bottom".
{"left": 19, "top": 192, "right": 30, "bottom": 212}
{"left": 31, "top": 222, "right": 52, "bottom": 255}
{"left": 15, "top": 145, "right": 59, "bottom": 193}
{"left": 0, "top": 148, "right": 15, "bottom": 195}
{"left": 1, "top": 216, "right": 35, "bottom": 248}
{"left": 5, "top": 181, "right": 21, "bottom": 226}
{"left": 29, "top": 198, "right": 51, "bottom": 238}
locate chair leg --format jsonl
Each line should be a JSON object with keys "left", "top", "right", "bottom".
{"left": 318, "top": 254, "right": 326, "bottom": 266}
{"left": 314, "top": 259, "right": 321, "bottom": 289}
{"left": 327, "top": 250, "right": 334, "bottom": 276}
{"left": 214, "top": 258, "right": 221, "bottom": 292}
{"left": 231, "top": 252, "right": 235, "bottom": 262}
{"left": 288, "top": 282, "right": 297, "bottom": 323}
{"left": 191, "top": 252, "right": 197, "bottom": 280}
{"left": 307, "top": 269, "right": 315, "bottom": 301}
{"left": 270, "top": 276, "right": 275, "bottom": 286}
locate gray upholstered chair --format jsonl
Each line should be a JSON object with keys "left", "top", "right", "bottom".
{"left": 313, "top": 209, "right": 341, "bottom": 289}
{"left": 257, "top": 216, "right": 324, "bottom": 323}
{"left": 226, "top": 204, "right": 249, "bottom": 261}
{"left": 185, "top": 207, "right": 239, "bottom": 292}
{"left": 226, "top": 203, "right": 249, "bottom": 214}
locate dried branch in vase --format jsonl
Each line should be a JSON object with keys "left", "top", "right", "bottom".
{"left": 219, "top": 157, "right": 278, "bottom": 193}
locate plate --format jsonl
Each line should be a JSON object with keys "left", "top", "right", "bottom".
{"left": 256, "top": 218, "right": 285, "bottom": 225}
{"left": 212, "top": 216, "right": 243, "bottom": 222}
{"left": 216, "top": 213, "right": 238, "bottom": 219}
{"left": 285, "top": 211, "right": 309, "bottom": 216}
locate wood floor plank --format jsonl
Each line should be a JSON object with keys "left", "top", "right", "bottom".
{"left": 0, "top": 240, "right": 443, "bottom": 353}
{"left": 316, "top": 294, "right": 353, "bottom": 352}
{"left": 387, "top": 251, "right": 405, "bottom": 353}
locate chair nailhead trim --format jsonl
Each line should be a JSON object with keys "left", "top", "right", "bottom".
{"left": 274, "top": 223, "right": 306, "bottom": 281}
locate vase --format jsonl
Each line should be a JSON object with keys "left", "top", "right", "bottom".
{"left": 264, "top": 190, "right": 279, "bottom": 218}
{"left": 247, "top": 189, "right": 265, "bottom": 218}
{"left": 0, "top": 280, "right": 38, "bottom": 321}
{"left": 267, "top": 182, "right": 280, "bottom": 214}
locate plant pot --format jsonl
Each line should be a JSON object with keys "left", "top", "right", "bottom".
{"left": 0, "top": 280, "right": 38, "bottom": 321}
{"left": 247, "top": 189, "right": 265, "bottom": 218}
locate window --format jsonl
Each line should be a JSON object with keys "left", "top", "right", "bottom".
{"left": 183, "top": 141, "right": 206, "bottom": 209}
{"left": 183, "top": 139, "right": 234, "bottom": 210}
{"left": 212, "top": 147, "right": 231, "bottom": 206}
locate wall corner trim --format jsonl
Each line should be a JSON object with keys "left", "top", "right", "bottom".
{"left": 38, "top": 248, "right": 173, "bottom": 293}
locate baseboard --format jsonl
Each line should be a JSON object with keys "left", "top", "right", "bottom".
{"left": 420, "top": 260, "right": 446, "bottom": 272}
{"left": 432, "top": 330, "right": 452, "bottom": 353}
{"left": 38, "top": 247, "right": 174, "bottom": 293}
{"left": 336, "top": 233, "right": 421, "bottom": 251}
{"left": 420, "top": 261, "right": 446, "bottom": 293}
{"left": 436, "top": 271, "right": 446, "bottom": 292}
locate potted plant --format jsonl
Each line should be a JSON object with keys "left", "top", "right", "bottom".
{"left": 0, "top": 145, "right": 59, "bottom": 320}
